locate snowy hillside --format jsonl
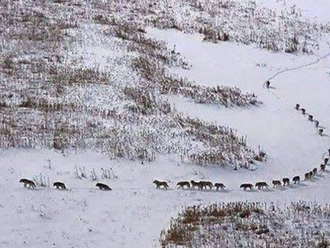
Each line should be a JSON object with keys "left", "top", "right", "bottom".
{"left": 1, "top": 0, "right": 330, "bottom": 247}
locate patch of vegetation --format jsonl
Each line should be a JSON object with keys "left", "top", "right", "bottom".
{"left": 0, "top": 0, "right": 263, "bottom": 169}
{"left": 161, "top": 202, "right": 330, "bottom": 248}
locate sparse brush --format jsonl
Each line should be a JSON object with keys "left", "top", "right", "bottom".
{"left": 0, "top": 0, "right": 264, "bottom": 169}
{"left": 161, "top": 202, "right": 330, "bottom": 247}
{"left": 74, "top": 165, "right": 87, "bottom": 179}
{"left": 90, "top": 169, "right": 98, "bottom": 181}
{"left": 32, "top": 173, "right": 50, "bottom": 187}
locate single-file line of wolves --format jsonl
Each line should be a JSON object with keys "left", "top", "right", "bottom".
{"left": 151, "top": 103, "right": 329, "bottom": 191}
{"left": 19, "top": 104, "right": 329, "bottom": 192}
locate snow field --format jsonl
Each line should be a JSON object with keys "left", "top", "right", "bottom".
{"left": 1, "top": 0, "right": 330, "bottom": 247}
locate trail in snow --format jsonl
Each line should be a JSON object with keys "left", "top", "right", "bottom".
{"left": 18, "top": 174, "right": 330, "bottom": 194}
{"left": 264, "top": 51, "right": 330, "bottom": 141}
{"left": 267, "top": 52, "right": 330, "bottom": 82}
{"left": 2, "top": 19, "right": 330, "bottom": 248}
{"left": 147, "top": 28, "right": 330, "bottom": 184}
{"left": 264, "top": 51, "right": 330, "bottom": 106}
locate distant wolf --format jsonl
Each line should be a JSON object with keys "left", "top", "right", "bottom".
{"left": 315, "top": 120, "right": 319, "bottom": 128}
{"left": 153, "top": 180, "right": 169, "bottom": 189}
{"left": 309, "top": 171, "right": 313, "bottom": 179}
{"left": 300, "top": 108, "right": 306, "bottom": 115}
{"left": 214, "top": 183, "right": 226, "bottom": 190}
{"left": 19, "top": 178, "right": 36, "bottom": 188}
{"left": 177, "top": 181, "right": 190, "bottom": 189}
{"left": 272, "top": 180, "right": 281, "bottom": 188}
{"left": 240, "top": 183, "right": 253, "bottom": 190}
{"left": 305, "top": 172, "right": 311, "bottom": 181}
{"left": 199, "top": 181, "right": 213, "bottom": 190}
{"left": 293, "top": 176, "right": 300, "bottom": 184}
{"left": 320, "top": 164, "right": 326, "bottom": 172}
{"left": 255, "top": 182, "right": 268, "bottom": 190}
{"left": 313, "top": 168, "right": 318, "bottom": 176}
{"left": 96, "top": 183, "right": 112, "bottom": 191}
{"left": 282, "top": 178, "right": 290, "bottom": 186}
{"left": 324, "top": 158, "right": 329, "bottom": 165}
{"left": 308, "top": 115, "right": 313, "bottom": 121}
{"left": 53, "top": 182, "right": 66, "bottom": 190}
{"left": 190, "top": 180, "right": 201, "bottom": 189}
{"left": 295, "top": 104, "right": 300, "bottom": 110}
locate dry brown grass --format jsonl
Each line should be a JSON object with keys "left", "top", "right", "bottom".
{"left": 160, "top": 202, "right": 330, "bottom": 248}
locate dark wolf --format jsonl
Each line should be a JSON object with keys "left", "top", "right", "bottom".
{"left": 19, "top": 178, "right": 36, "bottom": 188}
{"left": 96, "top": 183, "right": 112, "bottom": 191}
{"left": 240, "top": 183, "right": 253, "bottom": 190}
{"left": 153, "top": 180, "right": 169, "bottom": 189}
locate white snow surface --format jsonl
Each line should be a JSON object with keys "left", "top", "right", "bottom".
{"left": 2, "top": 2, "right": 330, "bottom": 247}
{"left": 148, "top": 27, "right": 330, "bottom": 181}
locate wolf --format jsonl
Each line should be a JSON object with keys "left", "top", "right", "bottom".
{"left": 320, "top": 164, "right": 326, "bottom": 172}
{"left": 190, "top": 180, "right": 201, "bottom": 189}
{"left": 314, "top": 120, "right": 319, "bottom": 128}
{"left": 319, "top": 129, "right": 324, "bottom": 136}
{"left": 312, "top": 168, "right": 318, "bottom": 176}
{"left": 214, "top": 183, "right": 225, "bottom": 190}
{"left": 309, "top": 171, "right": 313, "bottom": 179}
{"left": 282, "top": 178, "right": 290, "bottom": 186}
{"left": 199, "top": 181, "right": 213, "bottom": 190}
{"left": 53, "top": 182, "right": 67, "bottom": 190}
{"left": 177, "top": 181, "right": 190, "bottom": 189}
{"left": 96, "top": 183, "right": 112, "bottom": 191}
{"left": 272, "top": 180, "right": 281, "bottom": 188}
{"left": 293, "top": 176, "right": 300, "bottom": 184}
{"left": 305, "top": 172, "right": 311, "bottom": 181}
{"left": 19, "top": 178, "right": 36, "bottom": 188}
{"left": 301, "top": 108, "right": 306, "bottom": 115}
{"left": 153, "top": 180, "right": 169, "bottom": 189}
{"left": 255, "top": 182, "right": 268, "bottom": 190}
{"left": 240, "top": 183, "right": 253, "bottom": 190}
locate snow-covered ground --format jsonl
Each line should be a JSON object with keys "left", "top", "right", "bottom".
{"left": 148, "top": 27, "right": 330, "bottom": 182}
{"left": 2, "top": 1, "right": 330, "bottom": 247}
{"left": 1, "top": 145, "right": 330, "bottom": 248}
{"left": 1, "top": 34, "right": 330, "bottom": 245}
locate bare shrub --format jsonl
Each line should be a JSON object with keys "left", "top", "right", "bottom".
{"left": 161, "top": 202, "right": 330, "bottom": 248}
